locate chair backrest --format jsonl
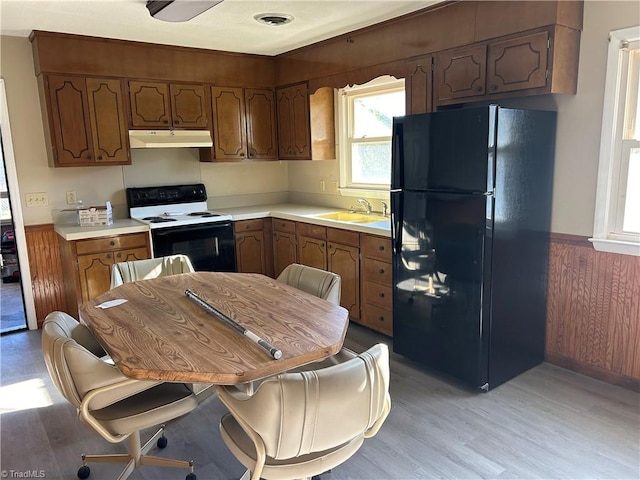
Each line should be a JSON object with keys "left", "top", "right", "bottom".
{"left": 110, "top": 254, "right": 195, "bottom": 288}
{"left": 276, "top": 263, "right": 341, "bottom": 305}
{"left": 217, "top": 343, "right": 390, "bottom": 460}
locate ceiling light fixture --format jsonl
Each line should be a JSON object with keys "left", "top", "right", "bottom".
{"left": 254, "top": 13, "right": 294, "bottom": 26}
{"left": 146, "top": 0, "right": 223, "bottom": 22}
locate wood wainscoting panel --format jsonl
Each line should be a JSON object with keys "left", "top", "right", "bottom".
{"left": 546, "top": 234, "right": 640, "bottom": 390}
{"left": 25, "top": 224, "right": 66, "bottom": 327}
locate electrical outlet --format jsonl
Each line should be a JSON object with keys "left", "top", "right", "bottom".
{"left": 26, "top": 192, "right": 49, "bottom": 207}
{"left": 320, "top": 180, "right": 326, "bottom": 192}
{"left": 66, "top": 191, "right": 77, "bottom": 205}
{"left": 332, "top": 181, "right": 339, "bottom": 193}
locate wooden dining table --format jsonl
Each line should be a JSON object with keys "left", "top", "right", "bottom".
{"left": 78, "top": 272, "right": 350, "bottom": 385}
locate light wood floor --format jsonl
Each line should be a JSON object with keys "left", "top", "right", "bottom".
{"left": 1, "top": 324, "right": 638, "bottom": 480}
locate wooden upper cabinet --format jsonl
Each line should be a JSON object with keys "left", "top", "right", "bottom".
{"left": 435, "top": 44, "right": 487, "bottom": 102}
{"left": 487, "top": 31, "right": 549, "bottom": 94}
{"left": 405, "top": 55, "right": 434, "bottom": 115}
{"left": 276, "top": 83, "right": 311, "bottom": 160}
{"left": 435, "top": 27, "right": 576, "bottom": 107}
{"left": 128, "top": 80, "right": 208, "bottom": 128}
{"left": 209, "top": 86, "right": 277, "bottom": 161}
{"left": 86, "top": 78, "right": 130, "bottom": 164}
{"left": 43, "top": 75, "right": 130, "bottom": 167}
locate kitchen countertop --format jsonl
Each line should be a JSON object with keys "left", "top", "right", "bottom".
{"left": 54, "top": 204, "right": 391, "bottom": 241}
{"left": 214, "top": 204, "right": 391, "bottom": 236}
{"left": 54, "top": 219, "right": 149, "bottom": 241}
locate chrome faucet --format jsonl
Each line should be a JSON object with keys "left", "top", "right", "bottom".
{"left": 381, "top": 201, "right": 388, "bottom": 217}
{"left": 357, "top": 198, "right": 372, "bottom": 214}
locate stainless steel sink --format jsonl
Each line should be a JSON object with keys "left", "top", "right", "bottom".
{"left": 314, "top": 211, "right": 389, "bottom": 224}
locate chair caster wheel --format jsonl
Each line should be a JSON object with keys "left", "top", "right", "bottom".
{"left": 186, "top": 473, "right": 197, "bottom": 480}
{"left": 77, "top": 465, "right": 90, "bottom": 479}
{"left": 157, "top": 436, "right": 168, "bottom": 449}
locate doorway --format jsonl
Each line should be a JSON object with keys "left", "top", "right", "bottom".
{"left": 0, "top": 79, "right": 36, "bottom": 332}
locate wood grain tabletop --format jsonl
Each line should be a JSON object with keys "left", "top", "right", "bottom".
{"left": 79, "top": 272, "right": 349, "bottom": 384}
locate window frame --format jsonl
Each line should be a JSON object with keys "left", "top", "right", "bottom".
{"left": 338, "top": 76, "right": 405, "bottom": 199}
{"left": 590, "top": 26, "right": 640, "bottom": 256}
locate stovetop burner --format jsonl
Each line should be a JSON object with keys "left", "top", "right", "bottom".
{"left": 143, "top": 216, "right": 178, "bottom": 223}
{"left": 187, "top": 212, "right": 221, "bottom": 217}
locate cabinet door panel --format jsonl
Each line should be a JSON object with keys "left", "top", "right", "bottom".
{"left": 170, "top": 83, "right": 208, "bottom": 128}
{"left": 235, "top": 231, "right": 267, "bottom": 274}
{"left": 245, "top": 88, "right": 277, "bottom": 160}
{"left": 86, "top": 77, "right": 130, "bottom": 164}
{"left": 487, "top": 31, "right": 549, "bottom": 94}
{"left": 435, "top": 45, "right": 487, "bottom": 102}
{"left": 276, "top": 83, "right": 311, "bottom": 159}
{"left": 77, "top": 252, "right": 113, "bottom": 302}
{"left": 47, "top": 75, "right": 93, "bottom": 165}
{"left": 328, "top": 242, "right": 360, "bottom": 320}
{"left": 128, "top": 81, "right": 171, "bottom": 127}
{"left": 298, "top": 235, "right": 327, "bottom": 270}
{"left": 273, "top": 232, "right": 297, "bottom": 278}
{"left": 406, "top": 56, "right": 434, "bottom": 114}
{"left": 211, "top": 86, "right": 247, "bottom": 159}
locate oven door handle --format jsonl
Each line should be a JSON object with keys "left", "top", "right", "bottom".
{"left": 152, "top": 222, "right": 233, "bottom": 236}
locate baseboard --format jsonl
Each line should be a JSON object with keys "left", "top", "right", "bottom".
{"left": 545, "top": 352, "right": 640, "bottom": 392}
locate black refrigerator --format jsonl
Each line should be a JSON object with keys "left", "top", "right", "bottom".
{"left": 391, "top": 105, "right": 556, "bottom": 391}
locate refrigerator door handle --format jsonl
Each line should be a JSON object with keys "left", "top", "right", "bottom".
{"left": 391, "top": 191, "right": 402, "bottom": 254}
{"left": 391, "top": 121, "right": 403, "bottom": 190}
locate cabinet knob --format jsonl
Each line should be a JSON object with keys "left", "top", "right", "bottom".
{"left": 174, "top": 119, "right": 180, "bottom": 125}
{"left": 379, "top": 268, "right": 385, "bottom": 274}
{"left": 116, "top": 253, "right": 122, "bottom": 258}
{"left": 378, "top": 245, "right": 385, "bottom": 251}
{"left": 378, "top": 316, "right": 385, "bottom": 322}
{"left": 476, "top": 85, "right": 483, "bottom": 92}
{"left": 106, "top": 253, "right": 112, "bottom": 259}
{"left": 97, "top": 155, "right": 103, "bottom": 160}
{"left": 240, "top": 152, "right": 245, "bottom": 158}
{"left": 110, "top": 241, "right": 115, "bottom": 246}
{"left": 162, "top": 119, "right": 169, "bottom": 124}
{"left": 379, "top": 292, "right": 385, "bottom": 298}
{"left": 86, "top": 154, "right": 92, "bottom": 159}
{"left": 490, "top": 84, "right": 498, "bottom": 91}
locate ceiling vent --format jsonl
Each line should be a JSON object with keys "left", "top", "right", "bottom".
{"left": 146, "top": 0, "right": 223, "bottom": 22}
{"left": 254, "top": 13, "right": 294, "bottom": 26}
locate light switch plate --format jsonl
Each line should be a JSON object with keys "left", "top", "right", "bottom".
{"left": 26, "top": 192, "right": 49, "bottom": 207}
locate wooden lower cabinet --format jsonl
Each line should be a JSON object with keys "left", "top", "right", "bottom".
{"left": 327, "top": 229, "right": 360, "bottom": 322}
{"left": 58, "top": 232, "right": 150, "bottom": 318}
{"left": 359, "top": 234, "right": 393, "bottom": 336}
{"left": 273, "top": 219, "right": 297, "bottom": 278}
{"left": 234, "top": 218, "right": 273, "bottom": 276}
{"left": 297, "top": 223, "right": 327, "bottom": 270}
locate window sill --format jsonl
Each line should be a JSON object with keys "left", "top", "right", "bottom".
{"left": 589, "top": 238, "right": 640, "bottom": 256}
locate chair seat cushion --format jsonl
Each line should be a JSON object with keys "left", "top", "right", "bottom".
{"left": 91, "top": 383, "right": 197, "bottom": 436}
{"left": 220, "top": 413, "right": 364, "bottom": 480}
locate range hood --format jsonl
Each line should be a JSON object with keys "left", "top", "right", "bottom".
{"left": 129, "top": 130, "right": 213, "bottom": 148}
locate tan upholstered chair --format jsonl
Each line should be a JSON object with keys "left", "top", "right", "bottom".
{"left": 110, "top": 254, "right": 195, "bottom": 288}
{"left": 41, "top": 311, "right": 198, "bottom": 480}
{"left": 277, "top": 263, "right": 357, "bottom": 367}
{"left": 216, "top": 343, "right": 391, "bottom": 480}
{"left": 276, "top": 263, "right": 341, "bottom": 305}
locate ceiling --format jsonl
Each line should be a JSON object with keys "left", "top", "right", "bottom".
{"left": 0, "top": 0, "right": 441, "bottom": 56}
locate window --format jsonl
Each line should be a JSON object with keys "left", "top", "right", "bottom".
{"left": 591, "top": 27, "right": 640, "bottom": 256}
{"left": 338, "top": 77, "right": 405, "bottom": 197}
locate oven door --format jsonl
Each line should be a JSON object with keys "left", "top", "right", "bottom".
{"left": 151, "top": 221, "right": 236, "bottom": 272}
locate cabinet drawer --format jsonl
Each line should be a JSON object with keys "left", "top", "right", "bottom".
{"left": 327, "top": 227, "right": 359, "bottom": 247}
{"left": 75, "top": 233, "right": 148, "bottom": 255}
{"left": 297, "top": 222, "right": 326, "bottom": 239}
{"left": 362, "top": 281, "right": 392, "bottom": 310}
{"left": 234, "top": 219, "right": 263, "bottom": 233}
{"left": 361, "top": 235, "right": 392, "bottom": 261}
{"left": 361, "top": 303, "right": 393, "bottom": 337}
{"left": 273, "top": 219, "right": 296, "bottom": 233}
{"left": 362, "top": 258, "right": 391, "bottom": 285}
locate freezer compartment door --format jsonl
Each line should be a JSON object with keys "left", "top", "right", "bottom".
{"left": 392, "top": 191, "right": 493, "bottom": 388}
{"left": 391, "top": 106, "right": 495, "bottom": 193}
